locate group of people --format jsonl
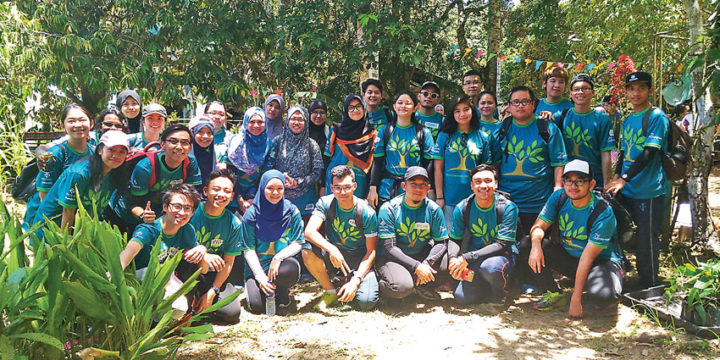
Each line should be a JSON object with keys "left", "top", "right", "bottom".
{"left": 22, "top": 65, "right": 674, "bottom": 321}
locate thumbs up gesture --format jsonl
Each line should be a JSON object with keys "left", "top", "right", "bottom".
{"left": 141, "top": 201, "right": 156, "bottom": 224}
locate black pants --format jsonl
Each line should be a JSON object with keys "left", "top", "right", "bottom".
{"left": 376, "top": 243, "right": 449, "bottom": 299}
{"left": 513, "top": 212, "right": 539, "bottom": 285}
{"left": 175, "top": 260, "right": 242, "bottom": 323}
{"left": 621, "top": 195, "right": 665, "bottom": 288}
{"left": 244, "top": 257, "right": 300, "bottom": 314}
{"left": 531, "top": 238, "right": 623, "bottom": 307}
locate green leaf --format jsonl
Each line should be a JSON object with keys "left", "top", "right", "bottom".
{"left": 8, "top": 333, "right": 64, "bottom": 352}
{"left": 62, "top": 281, "right": 116, "bottom": 322}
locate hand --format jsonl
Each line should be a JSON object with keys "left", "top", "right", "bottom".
{"left": 37, "top": 152, "right": 53, "bottom": 172}
{"left": 448, "top": 256, "right": 468, "bottom": 280}
{"left": 256, "top": 273, "right": 276, "bottom": 296}
{"left": 414, "top": 262, "right": 437, "bottom": 285}
{"left": 196, "top": 288, "right": 217, "bottom": 314}
{"left": 337, "top": 277, "right": 360, "bottom": 302}
{"left": 528, "top": 245, "right": 545, "bottom": 274}
{"left": 268, "top": 256, "right": 282, "bottom": 282}
{"left": 436, "top": 198, "right": 445, "bottom": 209}
{"left": 203, "top": 253, "right": 225, "bottom": 272}
{"left": 240, "top": 197, "right": 253, "bottom": 212}
{"left": 141, "top": 201, "right": 156, "bottom": 224}
{"left": 318, "top": 187, "right": 325, "bottom": 196}
{"left": 184, "top": 245, "right": 207, "bottom": 264}
{"left": 284, "top": 173, "right": 298, "bottom": 189}
{"left": 367, "top": 186, "right": 378, "bottom": 208}
{"left": 604, "top": 178, "right": 626, "bottom": 196}
{"left": 327, "top": 245, "right": 350, "bottom": 276}
{"left": 569, "top": 293, "right": 583, "bottom": 318}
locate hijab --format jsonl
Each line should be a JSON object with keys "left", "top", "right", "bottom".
{"left": 116, "top": 90, "right": 142, "bottom": 133}
{"left": 245, "top": 170, "right": 294, "bottom": 243}
{"left": 308, "top": 99, "right": 328, "bottom": 152}
{"left": 228, "top": 107, "right": 269, "bottom": 174}
{"left": 274, "top": 105, "right": 315, "bottom": 198}
{"left": 328, "top": 94, "right": 376, "bottom": 172}
{"left": 190, "top": 117, "right": 216, "bottom": 185}
{"left": 263, "top": 94, "right": 285, "bottom": 141}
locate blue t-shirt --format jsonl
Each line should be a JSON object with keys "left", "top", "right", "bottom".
{"left": 561, "top": 109, "right": 615, "bottom": 187}
{"left": 240, "top": 204, "right": 305, "bottom": 276}
{"left": 190, "top": 203, "right": 244, "bottom": 256}
{"left": 414, "top": 111, "right": 443, "bottom": 140}
{"left": 374, "top": 123, "right": 434, "bottom": 199}
{"left": 313, "top": 195, "right": 378, "bottom": 253}
{"left": 368, "top": 108, "right": 390, "bottom": 128}
{"left": 33, "top": 159, "right": 115, "bottom": 227}
{"left": 378, "top": 196, "right": 448, "bottom": 256}
{"left": 450, "top": 194, "right": 519, "bottom": 254}
{"left": 127, "top": 132, "right": 151, "bottom": 150}
{"left": 430, "top": 130, "right": 492, "bottom": 206}
{"left": 478, "top": 120, "right": 503, "bottom": 164}
{"left": 36, "top": 141, "right": 95, "bottom": 192}
{"left": 130, "top": 219, "right": 198, "bottom": 269}
{"left": 497, "top": 116, "right": 568, "bottom": 213}
{"left": 114, "top": 153, "right": 202, "bottom": 223}
{"left": 323, "top": 128, "right": 374, "bottom": 198}
{"left": 214, "top": 128, "right": 229, "bottom": 160}
{"left": 538, "top": 190, "right": 622, "bottom": 264}
{"left": 535, "top": 98, "right": 573, "bottom": 120}
{"left": 619, "top": 107, "right": 670, "bottom": 199}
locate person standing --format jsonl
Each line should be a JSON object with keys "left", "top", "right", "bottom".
{"left": 415, "top": 81, "right": 443, "bottom": 140}
{"left": 264, "top": 94, "right": 285, "bottom": 141}
{"left": 535, "top": 66, "right": 573, "bottom": 120}
{"left": 362, "top": 79, "right": 392, "bottom": 128}
{"left": 461, "top": 70, "right": 483, "bottom": 108}
{"left": 127, "top": 103, "right": 166, "bottom": 149}
{"left": 204, "top": 100, "right": 231, "bottom": 158}
{"left": 116, "top": 89, "right": 142, "bottom": 133}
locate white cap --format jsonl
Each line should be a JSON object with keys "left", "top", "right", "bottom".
{"left": 563, "top": 159, "right": 592, "bottom": 178}
{"left": 99, "top": 130, "right": 130, "bottom": 150}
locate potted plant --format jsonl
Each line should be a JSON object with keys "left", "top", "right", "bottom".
{"left": 664, "top": 261, "right": 720, "bottom": 327}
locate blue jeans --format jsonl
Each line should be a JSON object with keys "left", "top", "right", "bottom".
{"left": 454, "top": 252, "right": 515, "bottom": 304}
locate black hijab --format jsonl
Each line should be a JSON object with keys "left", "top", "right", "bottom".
{"left": 308, "top": 99, "right": 328, "bottom": 151}
{"left": 116, "top": 90, "right": 142, "bottom": 133}
{"left": 330, "top": 94, "right": 375, "bottom": 172}
{"left": 336, "top": 94, "right": 372, "bottom": 140}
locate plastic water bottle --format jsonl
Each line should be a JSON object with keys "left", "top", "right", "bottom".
{"left": 266, "top": 292, "right": 276, "bottom": 316}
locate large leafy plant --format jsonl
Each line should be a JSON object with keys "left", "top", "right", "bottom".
{"left": 664, "top": 260, "right": 720, "bottom": 326}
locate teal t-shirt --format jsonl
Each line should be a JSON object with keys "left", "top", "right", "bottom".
{"left": 240, "top": 204, "right": 305, "bottom": 276}
{"left": 478, "top": 120, "right": 503, "bottom": 164}
{"left": 414, "top": 111, "right": 443, "bottom": 140}
{"left": 313, "top": 195, "right": 378, "bottom": 253}
{"left": 368, "top": 108, "right": 390, "bottom": 128}
{"left": 323, "top": 128, "right": 374, "bottom": 198}
{"left": 619, "top": 107, "right": 670, "bottom": 199}
{"left": 190, "top": 203, "right": 244, "bottom": 256}
{"left": 374, "top": 123, "right": 435, "bottom": 199}
{"left": 36, "top": 141, "right": 95, "bottom": 192}
{"left": 214, "top": 128, "right": 229, "bottom": 160}
{"left": 561, "top": 109, "right": 615, "bottom": 187}
{"left": 127, "top": 132, "right": 151, "bottom": 149}
{"left": 497, "top": 116, "right": 568, "bottom": 213}
{"left": 430, "top": 130, "right": 492, "bottom": 206}
{"left": 378, "top": 196, "right": 448, "bottom": 256}
{"left": 130, "top": 219, "right": 198, "bottom": 269}
{"left": 538, "top": 190, "right": 622, "bottom": 264}
{"left": 535, "top": 98, "right": 573, "bottom": 120}
{"left": 449, "top": 194, "right": 519, "bottom": 254}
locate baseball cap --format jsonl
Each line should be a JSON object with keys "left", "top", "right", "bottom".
{"left": 188, "top": 115, "right": 214, "bottom": 135}
{"left": 625, "top": 72, "right": 652, "bottom": 85}
{"left": 570, "top": 73, "right": 594, "bottom": 89}
{"left": 563, "top": 159, "right": 592, "bottom": 179}
{"left": 99, "top": 130, "right": 130, "bottom": 150}
{"left": 420, "top": 81, "right": 440, "bottom": 92}
{"left": 404, "top": 166, "right": 430, "bottom": 181}
{"left": 142, "top": 103, "right": 167, "bottom": 118}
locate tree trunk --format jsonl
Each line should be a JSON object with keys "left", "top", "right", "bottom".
{"left": 683, "top": 0, "right": 719, "bottom": 252}
{"left": 485, "top": 0, "right": 504, "bottom": 91}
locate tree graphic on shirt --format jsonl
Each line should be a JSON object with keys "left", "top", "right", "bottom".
{"left": 258, "top": 227, "right": 291, "bottom": 255}
{"left": 447, "top": 136, "right": 472, "bottom": 171}
{"left": 397, "top": 217, "right": 430, "bottom": 248}
{"left": 564, "top": 122, "right": 592, "bottom": 157}
{"left": 332, "top": 217, "right": 360, "bottom": 246}
{"left": 622, "top": 127, "right": 646, "bottom": 162}
{"left": 470, "top": 217, "right": 498, "bottom": 247}
{"left": 505, "top": 136, "right": 544, "bottom": 177}
{"left": 387, "top": 136, "right": 419, "bottom": 169}
{"left": 558, "top": 213, "right": 587, "bottom": 250}
{"left": 196, "top": 226, "right": 222, "bottom": 252}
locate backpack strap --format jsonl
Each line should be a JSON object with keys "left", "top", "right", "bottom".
{"left": 586, "top": 194, "right": 608, "bottom": 234}
{"left": 382, "top": 120, "right": 396, "bottom": 149}
{"left": 640, "top": 106, "right": 658, "bottom": 137}
{"left": 353, "top": 198, "right": 365, "bottom": 234}
{"left": 181, "top": 156, "right": 190, "bottom": 181}
{"left": 325, "top": 196, "right": 365, "bottom": 235}
{"left": 384, "top": 108, "right": 396, "bottom": 125}
{"left": 495, "top": 194, "right": 507, "bottom": 227}
{"left": 325, "top": 197, "right": 338, "bottom": 236}
{"left": 556, "top": 108, "right": 570, "bottom": 134}
{"left": 461, "top": 194, "right": 475, "bottom": 251}
{"left": 497, "top": 117, "right": 513, "bottom": 163}
{"left": 537, "top": 115, "right": 550, "bottom": 144}
{"left": 148, "top": 152, "right": 161, "bottom": 189}
{"left": 415, "top": 122, "right": 425, "bottom": 156}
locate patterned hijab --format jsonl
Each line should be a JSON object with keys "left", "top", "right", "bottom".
{"left": 328, "top": 94, "right": 376, "bottom": 172}
{"left": 274, "top": 105, "right": 314, "bottom": 198}
{"left": 228, "top": 107, "right": 269, "bottom": 174}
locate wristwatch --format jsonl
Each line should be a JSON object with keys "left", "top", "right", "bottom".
{"left": 210, "top": 286, "right": 220, "bottom": 294}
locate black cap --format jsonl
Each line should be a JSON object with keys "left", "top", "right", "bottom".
{"left": 404, "top": 166, "right": 430, "bottom": 181}
{"left": 571, "top": 73, "right": 594, "bottom": 89}
{"left": 626, "top": 72, "right": 652, "bottom": 85}
{"left": 420, "top": 81, "right": 440, "bottom": 92}
{"left": 308, "top": 99, "right": 327, "bottom": 113}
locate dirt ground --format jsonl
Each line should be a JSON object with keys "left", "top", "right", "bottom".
{"left": 177, "top": 168, "right": 720, "bottom": 360}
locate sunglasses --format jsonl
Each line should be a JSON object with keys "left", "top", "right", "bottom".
{"left": 420, "top": 91, "right": 439, "bottom": 99}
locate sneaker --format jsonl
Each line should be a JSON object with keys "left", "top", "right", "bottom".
{"left": 522, "top": 283, "right": 538, "bottom": 295}
{"left": 415, "top": 286, "right": 441, "bottom": 301}
{"left": 533, "top": 291, "right": 568, "bottom": 311}
{"left": 313, "top": 291, "right": 338, "bottom": 311}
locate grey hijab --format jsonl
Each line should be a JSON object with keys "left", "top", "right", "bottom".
{"left": 273, "top": 105, "right": 322, "bottom": 199}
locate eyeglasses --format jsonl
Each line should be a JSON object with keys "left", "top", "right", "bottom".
{"left": 168, "top": 202, "right": 194, "bottom": 213}
{"left": 562, "top": 178, "right": 590, "bottom": 187}
{"left": 207, "top": 111, "right": 226, "bottom": 117}
{"left": 420, "top": 91, "right": 439, "bottom": 99}
{"left": 311, "top": 111, "right": 327, "bottom": 116}
{"left": 509, "top": 99, "right": 533, "bottom": 107}
{"left": 571, "top": 87, "right": 593, "bottom": 93}
{"left": 348, "top": 104, "right": 363, "bottom": 112}
{"left": 331, "top": 184, "right": 354, "bottom": 193}
{"left": 102, "top": 121, "right": 124, "bottom": 129}
{"left": 463, "top": 81, "right": 482, "bottom": 86}
{"left": 166, "top": 138, "right": 191, "bottom": 147}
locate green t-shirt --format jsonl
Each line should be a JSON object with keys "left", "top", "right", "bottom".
{"left": 414, "top": 110, "right": 443, "bottom": 140}
{"left": 450, "top": 194, "right": 519, "bottom": 253}
{"left": 378, "top": 196, "right": 448, "bottom": 256}
{"left": 619, "top": 107, "right": 670, "bottom": 199}
{"left": 313, "top": 195, "right": 378, "bottom": 253}
{"left": 374, "top": 123, "right": 435, "bottom": 199}
{"left": 130, "top": 218, "right": 198, "bottom": 269}
{"left": 561, "top": 109, "right": 615, "bottom": 187}
{"left": 190, "top": 203, "right": 244, "bottom": 256}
